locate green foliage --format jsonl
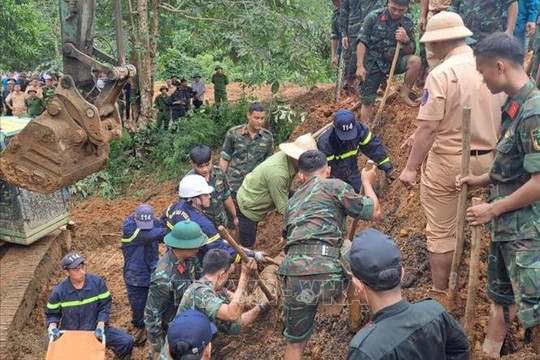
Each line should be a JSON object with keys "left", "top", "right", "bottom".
{"left": 71, "top": 98, "right": 304, "bottom": 199}
{"left": 0, "top": 0, "right": 59, "bottom": 70}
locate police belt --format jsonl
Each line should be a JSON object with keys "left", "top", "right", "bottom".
{"left": 490, "top": 182, "right": 525, "bottom": 200}
{"left": 286, "top": 244, "right": 340, "bottom": 258}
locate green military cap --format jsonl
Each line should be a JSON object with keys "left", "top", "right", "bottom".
{"left": 160, "top": 85, "right": 168, "bottom": 91}
{"left": 193, "top": 73, "right": 202, "bottom": 79}
{"left": 164, "top": 220, "right": 208, "bottom": 249}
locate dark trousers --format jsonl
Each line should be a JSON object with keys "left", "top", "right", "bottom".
{"left": 105, "top": 325, "right": 134, "bottom": 356}
{"left": 172, "top": 108, "right": 186, "bottom": 122}
{"left": 231, "top": 191, "right": 258, "bottom": 248}
{"left": 193, "top": 99, "right": 203, "bottom": 109}
{"left": 126, "top": 284, "right": 149, "bottom": 329}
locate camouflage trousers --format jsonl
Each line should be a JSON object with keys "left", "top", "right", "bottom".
{"left": 281, "top": 272, "right": 347, "bottom": 343}
{"left": 360, "top": 55, "right": 411, "bottom": 105}
{"left": 343, "top": 36, "right": 359, "bottom": 79}
{"left": 487, "top": 238, "right": 540, "bottom": 328}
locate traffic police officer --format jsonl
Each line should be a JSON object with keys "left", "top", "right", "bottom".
{"left": 45, "top": 252, "right": 134, "bottom": 359}
{"left": 399, "top": 12, "right": 504, "bottom": 291}
{"left": 459, "top": 32, "right": 540, "bottom": 357}
{"left": 346, "top": 229, "right": 469, "bottom": 359}
{"left": 121, "top": 203, "right": 167, "bottom": 345}
{"left": 144, "top": 221, "right": 207, "bottom": 359}
{"left": 318, "top": 109, "right": 395, "bottom": 192}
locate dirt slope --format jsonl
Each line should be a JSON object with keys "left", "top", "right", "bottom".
{"left": 10, "top": 85, "right": 537, "bottom": 359}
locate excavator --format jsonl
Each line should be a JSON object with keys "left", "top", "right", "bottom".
{"left": 0, "top": 0, "right": 136, "bottom": 194}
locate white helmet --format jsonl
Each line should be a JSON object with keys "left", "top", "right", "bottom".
{"left": 179, "top": 174, "right": 214, "bottom": 198}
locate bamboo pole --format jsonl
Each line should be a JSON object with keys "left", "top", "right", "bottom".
{"left": 448, "top": 106, "right": 472, "bottom": 303}
{"left": 373, "top": 42, "right": 402, "bottom": 126}
{"left": 463, "top": 197, "right": 483, "bottom": 339}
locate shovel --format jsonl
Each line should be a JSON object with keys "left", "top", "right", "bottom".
{"left": 373, "top": 41, "right": 402, "bottom": 129}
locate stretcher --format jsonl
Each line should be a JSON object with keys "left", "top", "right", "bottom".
{"left": 45, "top": 330, "right": 106, "bottom": 360}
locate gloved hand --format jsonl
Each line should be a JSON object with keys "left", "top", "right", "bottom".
{"left": 48, "top": 324, "right": 59, "bottom": 340}
{"left": 94, "top": 322, "right": 105, "bottom": 341}
{"left": 254, "top": 251, "right": 267, "bottom": 261}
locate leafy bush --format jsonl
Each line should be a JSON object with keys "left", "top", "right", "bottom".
{"left": 71, "top": 97, "right": 304, "bottom": 199}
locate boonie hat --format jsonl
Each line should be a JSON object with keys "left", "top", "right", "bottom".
{"left": 279, "top": 134, "right": 317, "bottom": 160}
{"left": 62, "top": 252, "right": 85, "bottom": 269}
{"left": 164, "top": 220, "right": 208, "bottom": 249}
{"left": 193, "top": 73, "right": 202, "bottom": 79}
{"left": 168, "top": 310, "right": 217, "bottom": 356}
{"left": 134, "top": 203, "right": 155, "bottom": 230}
{"left": 333, "top": 109, "right": 358, "bottom": 141}
{"left": 420, "top": 11, "right": 473, "bottom": 43}
{"left": 345, "top": 228, "right": 402, "bottom": 291}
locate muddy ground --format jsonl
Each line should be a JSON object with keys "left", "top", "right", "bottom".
{"left": 9, "top": 85, "right": 538, "bottom": 359}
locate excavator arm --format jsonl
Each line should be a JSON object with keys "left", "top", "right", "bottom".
{"left": 0, "top": 0, "right": 136, "bottom": 193}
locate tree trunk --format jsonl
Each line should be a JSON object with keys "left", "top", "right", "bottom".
{"left": 137, "top": 0, "right": 153, "bottom": 124}
{"left": 149, "top": 0, "right": 160, "bottom": 105}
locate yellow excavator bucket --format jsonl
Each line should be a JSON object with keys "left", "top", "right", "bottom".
{"left": 0, "top": 76, "right": 121, "bottom": 193}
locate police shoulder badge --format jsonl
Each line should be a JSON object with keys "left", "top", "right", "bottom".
{"left": 532, "top": 127, "right": 540, "bottom": 151}
{"left": 420, "top": 89, "right": 429, "bottom": 106}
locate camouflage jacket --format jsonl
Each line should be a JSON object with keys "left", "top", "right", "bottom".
{"left": 278, "top": 176, "right": 374, "bottom": 276}
{"left": 178, "top": 277, "right": 241, "bottom": 335}
{"left": 220, "top": 124, "right": 274, "bottom": 192}
{"left": 357, "top": 8, "right": 416, "bottom": 73}
{"left": 331, "top": 7, "right": 341, "bottom": 40}
{"left": 144, "top": 250, "right": 202, "bottom": 346}
{"left": 187, "top": 166, "right": 231, "bottom": 226}
{"left": 448, "top": 0, "right": 517, "bottom": 43}
{"left": 155, "top": 94, "right": 171, "bottom": 111}
{"left": 211, "top": 74, "right": 229, "bottom": 91}
{"left": 340, "top": 0, "right": 383, "bottom": 38}
{"left": 489, "top": 80, "right": 540, "bottom": 242}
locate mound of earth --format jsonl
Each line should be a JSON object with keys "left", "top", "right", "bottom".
{"left": 10, "top": 85, "right": 537, "bottom": 359}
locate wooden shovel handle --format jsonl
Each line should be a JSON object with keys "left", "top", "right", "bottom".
{"left": 348, "top": 160, "right": 376, "bottom": 240}
{"left": 218, "top": 226, "right": 275, "bottom": 301}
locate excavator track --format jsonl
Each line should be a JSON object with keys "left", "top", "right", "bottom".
{"left": 0, "top": 229, "right": 71, "bottom": 354}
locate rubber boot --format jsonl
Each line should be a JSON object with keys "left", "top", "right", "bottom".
{"left": 133, "top": 327, "right": 147, "bottom": 346}
{"left": 400, "top": 84, "right": 417, "bottom": 107}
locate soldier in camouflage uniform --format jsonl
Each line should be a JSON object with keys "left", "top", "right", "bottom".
{"left": 178, "top": 249, "right": 264, "bottom": 336}
{"left": 340, "top": 0, "right": 382, "bottom": 95}
{"left": 458, "top": 33, "right": 540, "bottom": 357}
{"left": 356, "top": 0, "right": 421, "bottom": 123}
{"left": 448, "top": 0, "right": 518, "bottom": 44}
{"left": 531, "top": 15, "right": 540, "bottom": 82}
{"left": 219, "top": 102, "right": 274, "bottom": 196}
{"left": 278, "top": 150, "right": 381, "bottom": 360}
{"left": 144, "top": 221, "right": 207, "bottom": 360}
{"left": 331, "top": 0, "right": 342, "bottom": 68}
{"left": 155, "top": 85, "right": 171, "bottom": 131}
{"left": 188, "top": 145, "right": 238, "bottom": 229}
{"left": 211, "top": 66, "right": 228, "bottom": 104}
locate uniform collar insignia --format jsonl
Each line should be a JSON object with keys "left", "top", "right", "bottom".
{"left": 507, "top": 101, "right": 519, "bottom": 120}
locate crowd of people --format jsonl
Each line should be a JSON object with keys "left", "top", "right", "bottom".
{"left": 154, "top": 66, "right": 229, "bottom": 131}
{"left": 35, "top": 0, "right": 540, "bottom": 360}
{"left": 1, "top": 71, "right": 58, "bottom": 118}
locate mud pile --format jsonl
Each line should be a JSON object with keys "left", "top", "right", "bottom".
{"left": 11, "top": 86, "right": 537, "bottom": 359}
